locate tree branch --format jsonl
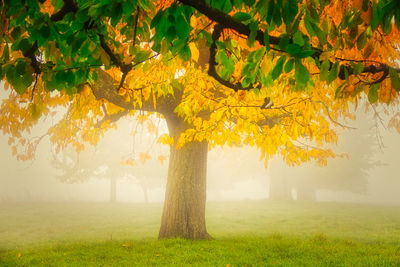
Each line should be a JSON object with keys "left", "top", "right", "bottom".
{"left": 179, "top": 0, "right": 399, "bottom": 88}
{"left": 178, "top": 0, "right": 280, "bottom": 46}
{"left": 50, "top": 0, "right": 78, "bottom": 22}
{"left": 209, "top": 24, "right": 259, "bottom": 91}
{"left": 94, "top": 109, "right": 129, "bottom": 128}
{"left": 89, "top": 69, "right": 181, "bottom": 116}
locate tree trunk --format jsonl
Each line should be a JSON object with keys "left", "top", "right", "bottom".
{"left": 158, "top": 115, "right": 211, "bottom": 240}
{"left": 110, "top": 176, "right": 117, "bottom": 203}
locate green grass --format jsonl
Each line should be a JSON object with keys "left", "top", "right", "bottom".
{"left": 1, "top": 200, "right": 400, "bottom": 266}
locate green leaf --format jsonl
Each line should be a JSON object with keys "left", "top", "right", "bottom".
{"left": 362, "top": 0, "right": 369, "bottom": 11}
{"left": 278, "top": 34, "right": 290, "bottom": 51}
{"left": 217, "top": 51, "right": 235, "bottom": 79}
{"left": 271, "top": 55, "right": 286, "bottom": 80}
{"left": 356, "top": 31, "right": 367, "bottom": 50}
{"left": 320, "top": 60, "right": 330, "bottom": 81}
{"left": 175, "top": 14, "right": 190, "bottom": 39}
{"left": 286, "top": 43, "right": 302, "bottom": 56}
{"left": 283, "top": 0, "right": 298, "bottom": 26}
{"left": 233, "top": 12, "right": 251, "bottom": 22}
{"left": 180, "top": 45, "right": 191, "bottom": 61}
{"left": 64, "top": 70, "right": 75, "bottom": 85}
{"left": 247, "top": 21, "right": 258, "bottom": 47}
{"left": 133, "top": 50, "right": 152, "bottom": 64}
{"left": 211, "top": 0, "right": 233, "bottom": 13}
{"left": 389, "top": 67, "right": 400, "bottom": 92}
{"left": 17, "top": 38, "right": 31, "bottom": 54}
{"left": 327, "top": 62, "right": 339, "bottom": 84}
{"left": 295, "top": 60, "right": 309, "bottom": 86}
{"left": 285, "top": 58, "right": 295, "bottom": 73}
{"left": 253, "top": 47, "right": 266, "bottom": 62}
{"left": 244, "top": 0, "right": 255, "bottom": 6}
{"left": 2, "top": 44, "right": 9, "bottom": 61}
{"left": 304, "top": 16, "right": 315, "bottom": 36}
{"left": 16, "top": 60, "right": 26, "bottom": 75}
{"left": 353, "top": 62, "right": 364, "bottom": 75}
{"left": 292, "top": 31, "right": 304, "bottom": 46}
{"left": 368, "top": 83, "right": 379, "bottom": 103}
{"left": 264, "top": 29, "right": 270, "bottom": 50}
{"left": 371, "top": 2, "right": 380, "bottom": 30}
{"left": 287, "top": 44, "right": 315, "bottom": 58}
{"left": 311, "top": 22, "right": 326, "bottom": 46}
{"left": 10, "top": 27, "right": 21, "bottom": 40}
{"left": 266, "top": 0, "right": 275, "bottom": 25}
{"left": 151, "top": 10, "right": 165, "bottom": 28}
{"left": 6, "top": 66, "right": 32, "bottom": 94}
{"left": 122, "top": 2, "right": 135, "bottom": 16}
{"left": 334, "top": 83, "right": 346, "bottom": 98}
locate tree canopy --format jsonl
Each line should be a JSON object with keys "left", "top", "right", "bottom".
{"left": 1, "top": 0, "right": 400, "bottom": 96}
{"left": 2, "top": 0, "right": 399, "bottom": 166}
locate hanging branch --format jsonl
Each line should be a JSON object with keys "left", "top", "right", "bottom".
{"left": 133, "top": 7, "right": 140, "bottom": 47}
{"left": 30, "top": 73, "right": 39, "bottom": 102}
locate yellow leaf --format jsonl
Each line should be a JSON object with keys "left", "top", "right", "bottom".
{"left": 100, "top": 50, "right": 111, "bottom": 67}
{"left": 139, "top": 152, "right": 151, "bottom": 164}
{"left": 157, "top": 134, "right": 174, "bottom": 145}
{"left": 189, "top": 43, "right": 199, "bottom": 63}
{"left": 118, "top": 87, "right": 127, "bottom": 96}
{"left": 158, "top": 155, "right": 167, "bottom": 165}
{"left": 137, "top": 114, "right": 148, "bottom": 124}
{"left": 190, "top": 15, "right": 197, "bottom": 28}
{"left": 146, "top": 120, "right": 157, "bottom": 134}
{"left": 260, "top": 57, "right": 272, "bottom": 75}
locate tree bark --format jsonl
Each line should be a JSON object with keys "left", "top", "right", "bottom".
{"left": 158, "top": 115, "right": 211, "bottom": 240}
{"left": 110, "top": 176, "right": 117, "bottom": 203}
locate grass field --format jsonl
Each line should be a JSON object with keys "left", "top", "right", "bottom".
{"left": 1, "top": 200, "right": 400, "bottom": 266}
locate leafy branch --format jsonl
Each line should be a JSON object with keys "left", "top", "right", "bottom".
{"left": 179, "top": 0, "right": 400, "bottom": 89}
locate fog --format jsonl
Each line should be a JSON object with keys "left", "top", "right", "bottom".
{"left": 0, "top": 91, "right": 399, "bottom": 205}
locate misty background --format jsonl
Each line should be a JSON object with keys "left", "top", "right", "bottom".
{"left": 0, "top": 86, "right": 399, "bottom": 205}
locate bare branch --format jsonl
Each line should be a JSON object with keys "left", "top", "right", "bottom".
{"left": 313, "top": 100, "right": 357, "bottom": 129}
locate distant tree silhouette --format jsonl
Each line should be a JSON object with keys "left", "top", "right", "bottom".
{"left": 269, "top": 115, "right": 382, "bottom": 201}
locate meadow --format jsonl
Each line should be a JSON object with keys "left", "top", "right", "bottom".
{"left": 1, "top": 200, "right": 400, "bottom": 266}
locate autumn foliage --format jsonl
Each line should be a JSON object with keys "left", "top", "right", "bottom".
{"left": 0, "top": 0, "right": 399, "bottom": 165}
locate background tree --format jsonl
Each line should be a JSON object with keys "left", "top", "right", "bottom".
{"left": 51, "top": 117, "right": 168, "bottom": 203}
{"left": 268, "top": 112, "right": 382, "bottom": 201}
{"left": 125, "top": 157, "right": 168, "bottom": 203}
{"left": 1, "top": 0, "right": 400, "bottom": 240}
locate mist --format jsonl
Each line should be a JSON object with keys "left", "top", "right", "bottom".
{"left": 1, "top": 102, "right": 399, "bottom": 206}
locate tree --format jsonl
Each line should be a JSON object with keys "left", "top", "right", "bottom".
{"left": 52, "top": 144, "right": 131, "bottom": 204}
{"left": 268, "top": 112, "right": 382, "bottom": 201}
{"left": 1, "top": 0, "right": 400, "bottom": 240}
{"left": 51, "top": 118, "right": 167, "bottom": 203}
